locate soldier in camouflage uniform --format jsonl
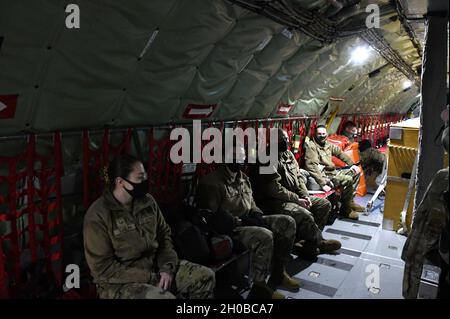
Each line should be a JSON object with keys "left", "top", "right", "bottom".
{"left": 341, "top": 121, "right": 385, "bottom": 174}
{"left": 402, "top": 107, "right": 449, "bottom": 299}
{"left": 84, "top": 155, "right": 215, "bottom": 299}
{"left": 252, "top": 129, "right": 341, "bottom": 256}
{"left": 196, "top": 144, "right": 299, "bottom": 298}
{"left": 304, "top": 125, "right": 363, "bottom": 220}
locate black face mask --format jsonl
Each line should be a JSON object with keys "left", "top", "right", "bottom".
{"left": 315, "top": 135, "right": 327, "bottom": 145}
{"left": 278, "top": 139, "right": 289, "bottom": 153}
{"left": 123, "top": 178, "right": 148, "bottom": 199}
{"left": 227, "top": 163, "right": 245, "bottom": 173}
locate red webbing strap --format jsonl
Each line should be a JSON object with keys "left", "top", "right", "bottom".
{"left": 4, "top": 157, "right": 21, "bottom": 287}
{"left": 0, "top": 238, "right": 8, "bottom": 298}
{"left": 82, "top": 130, "right": 90, "bottom": 210}
{"left": 375, "top": 115, "right": 383, "bottom": 146}
{"left": 26, "top": 134, "right": 38, "bottom": 264}
{"left": 367, "top": 115, "right": 374, "bottom": 145}
{"left": 162, "top": 132, "right": 173, "bottom": 199}
{"left": 155, "top": 134, "right": 167, "bottom": 200}
{"left": 360, "top": 116, "right": 369, "bottom": 140}
{"left": 148, "top": 128, "right": 168, "bottom": 201}
{"left": 102, "top": 129, "right": 110, "bottom": 168}
{"left": 360, "top": 116, "right": 367, "bottom": 140}
{"left": 109, "top": 128, "right": 132, "bottom": 155}
{"left": 148, "top": 127, "right": 183, "bottom": 204}
{"left": 52, "top": 132, "right": 63, "bottom": 285}
{"left": 309, "top": 118, "right": 318, "bottom": 137}
{"left": 373, "top": 116, "right": 379, "bottom": 146}
{"left": 296, "top": 119, "right": 307, "bottom": 164}
{"left": 148, "top": 128, "right": 155, "bottom": 195}
{"left": 360, "top": 115, "right": 366, "bottom": 142}
{"left": 36, "top": 149, "right": 52, "bottom": 285}
{"left": 285, "top": 119, "right": 293, "bottom": 142}
{"left": 386, "top": 115, "right": 391, "bottom": 139}
{"left": 337, "top": 116, "right": 348, "bottom": 135}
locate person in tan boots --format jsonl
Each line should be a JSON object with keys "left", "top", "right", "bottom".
{"left": 196, "top": 142, "right": 300, "bottom": 299}
{"left": 304, "top": 125, "right": 364, "bottom": 220}
{"left": 251, "top": 128, "right": 342, "bottom": 259}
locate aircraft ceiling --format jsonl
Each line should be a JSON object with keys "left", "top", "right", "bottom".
{"left": 0, "top": 0, "right": 425, "bottom": 135}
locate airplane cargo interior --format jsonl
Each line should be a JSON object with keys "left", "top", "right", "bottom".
{"left": 0, "top": 0, "right": 449, "bottom": 303}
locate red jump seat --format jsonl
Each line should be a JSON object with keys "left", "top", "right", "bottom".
{"left": 327, "top": 134, "right": 367, "bottom": 197}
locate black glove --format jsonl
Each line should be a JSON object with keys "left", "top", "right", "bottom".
{"left": 240, "top": 211, "right": 270, "bottom": 230}
{"left": 358, "top": 139, "right": 372, "bottom": 152}
{"left": 208, "top": 209, "right": 235, "bottom": 236}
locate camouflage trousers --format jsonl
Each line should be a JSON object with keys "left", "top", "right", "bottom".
{"left": 360, "top": 147, "right": 385, "bottom": 173}
{"left": 97, "top": 260, "right": 215, "bottom": 299}
{"left": 261, "top": 197, "right": 331, "bottom": 245}
{"left": 329, "top": 169, "right": 360, "bottom": 216}
{"left": 233, "top": 215, "right": 296, "bottom": 282}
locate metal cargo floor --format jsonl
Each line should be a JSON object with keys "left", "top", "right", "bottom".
{"left": 280, "top": 194, "right": 406, "bottom": 299}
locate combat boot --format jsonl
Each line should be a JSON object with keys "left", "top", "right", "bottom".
{"left": 319, "top": 239, "right": 342, "bottom": 253}
{"left": 268, "top": 263, "right": 300, "bottom": 292}
{"left": 281, "top": 271, "right": 300, "bottom": 291}
{"left": 247, "top": 281, "right": 286, "bottom": 299}
{"left": 292, "top": 241, "right": 320, "bottom": 260}
{"left": 351, "top": 201, "right": 365, "bottom": 212}
{"left": 272, "top": 290, "right": 286, "bottom": 299}
{"left": 347, "top": 210, "right": 359, "bottom": 220}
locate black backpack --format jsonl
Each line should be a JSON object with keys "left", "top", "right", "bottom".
{"left": 172, "top": 219, "right": 211, "bottom": 266}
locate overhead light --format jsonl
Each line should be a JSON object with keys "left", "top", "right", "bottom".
{"left": 402, "top": 80, "right": 412, "bottom": 90}
{"left": 350, "top": 46, "right": 371, "bottom": 65}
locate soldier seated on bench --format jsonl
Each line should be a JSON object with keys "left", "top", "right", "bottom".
{"left": 196, "top": 142, "right": 299, "bottom": 299}
{"left": 251, "top": 128, "right": 341, "bottom": 259}
{"left": 304, "top": 125, "right": 364, "bottom": 220}
{"left": 83, "top": 154, "right": 215, "bottom": 299}
{"left": 341, "top": 121, "right": 385, "bottom": 175}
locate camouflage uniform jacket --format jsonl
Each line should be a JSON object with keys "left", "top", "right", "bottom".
{"left": 304, "top": 138, "right": 354, "bottom": 187}
{"left": 401, "top": 167, "right": 449, "bottom": 299}
{"left": 83, "top": 189, "right": 178, "bottom": 286}
{"left": 196, "top": 165, "right": 263, "bottom": 218}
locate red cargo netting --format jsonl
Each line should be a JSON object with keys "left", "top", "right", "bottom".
{"left": 0, "top": 236, "right": 8, "bottom": 298}
{"left": 337, "top": 113, "right": 405, "bottom": 147}
{"left": 0, "top": 133, "right": 63, "bottom": 298}
{"left": 148, "top": 128, "right": 183, "bottom": 204}
{"left": 308, "top": 118, "right": 318, "bottom": 137}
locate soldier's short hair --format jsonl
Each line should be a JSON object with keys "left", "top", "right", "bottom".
{"left": 316, "top": 124, "right": 327, "bottom": 131}
{"left": 343, "top": 121, "right": 357, "bottom": 130}
{"left": 106, "top": 154, "right": 142, "bottom": 190}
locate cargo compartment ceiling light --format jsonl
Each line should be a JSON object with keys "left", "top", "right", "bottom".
{"left": 402, "top": 80, "right": 412, "bottom": 90}
{"left": 350, "top": 46, "right": 371, "bottom": 65}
